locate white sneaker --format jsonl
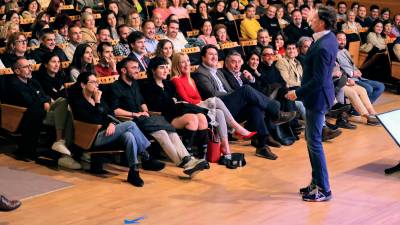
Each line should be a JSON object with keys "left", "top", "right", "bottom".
{"left": 52, "top": 140, "right": 71, "bottom": 156}
{"left": 58, "top": 156, "right": 82, "bottom": 170}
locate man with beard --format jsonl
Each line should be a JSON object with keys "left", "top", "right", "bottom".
{"left": 164, "top": 20, "right": 187, "bottom": 52}
{"left": 259, "top": 5, "right": 281, "bottom": 38}
{"left": 284, "top": 9, "right": 314, "bottom": 43}
{"left": 113, "top": 24, "right": 131, "bottom": 57}
{"left": 336, "top": 32, "right": 385, "bottom": 104}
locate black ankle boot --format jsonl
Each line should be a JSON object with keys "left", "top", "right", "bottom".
{"left": 127, "top": 166, "right": 144, "bottom": 187}
{"left": 181, "top": 129, "right": 196, "bottom": 154}
{"left": 195, "top": 129, "right": 209, "bottom": 159}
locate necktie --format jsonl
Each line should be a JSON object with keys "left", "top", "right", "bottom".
{"left": 141, "top": 57, "right": 147, "bottom": 69}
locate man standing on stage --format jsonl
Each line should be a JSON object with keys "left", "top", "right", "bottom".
{"left": 285, "top": 6, "right": 338, "bottom": 202}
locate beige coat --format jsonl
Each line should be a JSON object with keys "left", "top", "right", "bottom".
{"left": 81, "top": 27, "right": 97, "bottom": 44}
{"left": 275, "top": 56, "right": 303, "bottom": 88}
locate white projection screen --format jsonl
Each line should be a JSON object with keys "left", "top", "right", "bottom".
{"left": 377, "top": 109, "right": 400, "bottom": 147}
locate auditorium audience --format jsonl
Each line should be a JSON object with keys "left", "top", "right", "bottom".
{"left": 95, "top": 42, "right": 118, "bottom": 77}
{"left": 143, "top": 20, "right": 159, "bottom": 54}
{"left": 140, "top": 57, "right": 210, "bottom": 158}
{"left": 111, "top": 57, "right": 208, "bottom": 176}
{"left": 240, "top": 4, "right": 261, "bottom": 40}
{"left": 342, "top": 10, "right": 362, "bottom": 34}
{"left": 69, "top": 43, "right": 95, "bottom": 81}
{"left": 209, "top": 0, "right": 228, "bottom": 26}
{"left": 1, "top": 32, "right": 35, "bottom": 68}
{"left": 153, "top": 0, "right": 172, "bottom": 22}
{"left": 284, "top": 9, "right": 313, "bottom": 43}
{"left": 164, "top": 20, "right": 188, "bottom": 52}
{"left": 69, "top": 71, "right": 165, "bottom": 187}
{"left": 32, "top": 28, "right": 68, "bottom": 63}
{"left": 192, "top": 1, "right": 210, "bottom": 30}
{"left": 260, "top": 5, "right": 281, "bottom": 38}
{"left": 198, "top": 20, "right": 217, "bottom": 45}
{"left": 169, "top": 0, "right": 189, "bottom": 19}
{"left": 22, "top": 0, "right": 41, "bottom": 20}
{"left": 214, "top": 24, "right": 230, "bottom": 45}
{"left": 126, "top": 11, "right": 142, "bottom": 33}
{"left": 113, "top": 24, "right": 131, "bottom": 57}
{"left": 100, "top": 10, "right": 119, "bottom": 41}
{"left": 80, "top": 12, "right": 97, "bottom": 44}
{"left": 127, "top": 31, "right": 150, "bottom": 72}
{"left": 171, "top": 52, "right": 257, "bottom": 164}
{"left": 336, "top": 32, "right": 385, "bottom": 104}
{"left": 193, "top": 45, "right": 296, "bottom": 159}
{"left": 155, "top": 39, "right": 174, "bottom": 67}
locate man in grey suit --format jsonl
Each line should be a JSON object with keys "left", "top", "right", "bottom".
{"left": 193, "top": 45, "right": 296, "bottom": 160}
{"left": 336, "top": 32, "right": 385, "bottom": 104}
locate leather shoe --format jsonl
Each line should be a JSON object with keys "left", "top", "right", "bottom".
{"left": 127, "top": 168, "right": 144, "bottom": 187}
{"left": 336, "top": 118, "right": 357, "bottom": 129}
{"left": 327, "top": 103, "right": 351, "bottom": 118}
{"left": 266, "top": 135, "right": 281, "bottom": 148}
{"left": 273, "top": 111, "right": 297, "bottom": 125}
{"left": 322, "top": 126, "right": 342, "bottom": 142}
{"left": 366, "top": 115, "right": 381, "bottom": 126}
{"left": 0, "top": 195, "right": 21, "bottom": 211}
{"left": 141, "top": 159, "right": 165, "bottom": 171}
{"left": 255, "top": 146, "right": 278, "bottom": 160}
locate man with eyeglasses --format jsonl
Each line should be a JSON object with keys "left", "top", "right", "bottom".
{"left": 32, "top": 28, "right": 68, "bottom": 64}
{"left": 1, "top": 32, "right": 35, "bottom": 68}
{"left": 3, "top": 57, "right": 51, "bottom": 161}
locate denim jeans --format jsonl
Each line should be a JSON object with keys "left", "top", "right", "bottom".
{"left": 305, "top": 109, "right": 330, "bottom": 192}
{"left": 355, "top": 79, "right": 385, "bottom": 104}
{"left": 94, "top": 121, "right": 151, "bottom": 167}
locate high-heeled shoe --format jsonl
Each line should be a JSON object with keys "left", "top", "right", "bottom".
{"left": 233, "top": 131, "right": 257, "bottom": 140}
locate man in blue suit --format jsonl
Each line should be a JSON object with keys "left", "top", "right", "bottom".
{"left": 286, "top": 6, "right": 338, "bottom": 202}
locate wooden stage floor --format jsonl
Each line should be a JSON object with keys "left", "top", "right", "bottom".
{"left": 1, "top": 92, "right": 400, "bottom": 225}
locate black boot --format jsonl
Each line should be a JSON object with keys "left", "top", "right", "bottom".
{"left": 181, "top": 129, "right": 197, "bottom": 155}
{"left": 195, "top": 129, "right": 209, "bottom": 159}
{"left": 141, "top": 150, "right": 165, "bottom": 171}
{"left": 127, "top": 165, "right": 144, "bottom": 187}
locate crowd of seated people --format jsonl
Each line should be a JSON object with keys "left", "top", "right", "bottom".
{"left": 0, "top": 0, "right": 396, "bottom": 187}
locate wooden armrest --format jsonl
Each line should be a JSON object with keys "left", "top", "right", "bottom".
{"left": 94, "top": 14, "right": 101, "bottom": 19}
{"left": 240, "top": 40, "right": 257, "bottom": 46}
{"left": 1, "top": 104, "right": 27, "bottom": 133}
{"left": 61, "top": 5, "right": 74, "bottom": 10}
{"left": 31, "top": 64, "right": 41, "bottom": 71}
{"left": 187, "top": 30, "right": 200, "bottom": 37}
{"left": 181, "top": 46, "right": 200, "bottom": 53}
{"left": 61, "top": 61, "right": 71, "bottom": 69}
{"left": 190, "top": 65, "right": 199, "bottom": 72}
{"left": 0, "top": 68, "right": 13, "bottom": 75}
{"left": 233, "top": 14, "right": 245, "bottom": 20}
{"left": 97, "top": 75, "right": 119, "bottom": 84}
{"left": 137, "top": 72, "right": 147, "bottom": 79}
{"left": 73, "top": 120, "right": 102, "bottom": 150}
{"left": 20, "top": 18, "right": 35, "bottom": 24}
{"left": 220, "top": 42, "right": 239, "bottom": 49}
